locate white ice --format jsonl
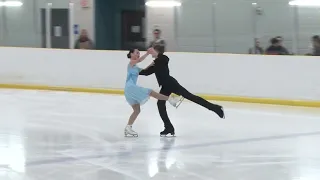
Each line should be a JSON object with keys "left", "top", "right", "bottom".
{"left": 0, "top": 89, "right": 320, "bottom": 180}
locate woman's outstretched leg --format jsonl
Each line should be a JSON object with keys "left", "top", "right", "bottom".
{"left": 150, "top": 90, "right": 169, "bottom": 100}
{"left": 149, "top": 90, "right": 182, "bottom": 107}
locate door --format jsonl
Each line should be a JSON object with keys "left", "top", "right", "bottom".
{"left": 41, "top": 9, "right": 70, "bottom": 49}
{"left": 121, "top": 10, "right": 145, "bottom": 50}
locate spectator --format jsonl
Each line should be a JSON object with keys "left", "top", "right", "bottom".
{"left": 312, "top": 35, "right": 320, "bottom": 56}
{"left": 74, "top": 29, "right": 94, "bottom": 49}
{"left": 148, "top": 29, "right": 166, "bottom": 53}
{"left": 248, "top": 38, "right": 264, "bottom": 54}
{"left": 306, "top": 35, "right": 318, "bottom": 55}
{"left": 265, "top": 38, "right": 288, "bottom": 55}
{"left": 276, "top": 36, "right": 290, "bottom": 54}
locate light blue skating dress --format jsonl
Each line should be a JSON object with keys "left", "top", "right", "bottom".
{"left": 124, "top": 64, "right": 152, "bottom": 105}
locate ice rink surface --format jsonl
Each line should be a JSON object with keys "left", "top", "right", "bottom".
{"left": 0, "top": 89, "right": 320, "bottom": 180}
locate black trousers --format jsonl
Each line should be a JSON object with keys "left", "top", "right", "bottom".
{"left": 157, "top": 78, "right": 220, "bottom": 129}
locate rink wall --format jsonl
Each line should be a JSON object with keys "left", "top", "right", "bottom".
{"left": 0, "top": 46, "right": 319, "bottom": 107}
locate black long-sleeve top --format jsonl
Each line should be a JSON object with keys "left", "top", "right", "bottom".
{"left": 139, "top": 53, "right": 172, "bottom": 86}
{"left": 265, "top": 45, "right": 289, "bottom": 55}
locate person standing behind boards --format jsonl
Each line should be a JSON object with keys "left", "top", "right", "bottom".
{"left": 74, "top": 29, "right": 94, "bottom": 49}
{"left": 265, "top": 38, "right": 288, "bottom": 55}
{"left": 311, "top": 35, "right": 320, "bottom": 56}
{"left": 249, "top": 38, "right": 264, "bottom": 54}
{"left": 148, "top": 29, "right": 166, "bottom": 53}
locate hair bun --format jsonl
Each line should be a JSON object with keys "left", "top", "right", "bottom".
{"left": 127, "top": 49, "right": 135, "bottom": 58}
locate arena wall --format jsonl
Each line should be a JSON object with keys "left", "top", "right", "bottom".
{"left": 0, "top": 47, "right": 319, "bottom": 107}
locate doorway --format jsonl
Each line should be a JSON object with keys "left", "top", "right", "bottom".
{"left": 41, "top": 9, "right": 70, "bottom": 49}
{"left": 121, "top": 10, "right": 145, "bottom": 50}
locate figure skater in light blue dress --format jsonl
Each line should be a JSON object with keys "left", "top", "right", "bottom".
{"left": 124, "top": 49, "right": 182, "bottom": 137}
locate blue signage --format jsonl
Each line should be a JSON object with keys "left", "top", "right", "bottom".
{"left": 74, "top": 24, "right": 79, "bottom": 35}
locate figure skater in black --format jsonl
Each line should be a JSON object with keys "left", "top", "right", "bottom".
{"left": 140, "top": 47, "right": 225, "bottom": 136}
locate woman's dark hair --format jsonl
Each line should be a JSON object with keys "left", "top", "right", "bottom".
{"left": 127, "top": 49, "right": 135, "bottom": 58}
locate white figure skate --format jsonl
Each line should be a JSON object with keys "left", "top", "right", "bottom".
{"left": 168, "top": 95, "right": 184, "bottom": 108}
{"left": 175, "top": 96, "right": 184, "bottom": 108}
{"left": 124, "top": 125, "right": 138, "bottom": 137}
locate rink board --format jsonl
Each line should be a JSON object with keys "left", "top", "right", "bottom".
{"left": 0, "top": 47, "right": 319, "bottom": 108}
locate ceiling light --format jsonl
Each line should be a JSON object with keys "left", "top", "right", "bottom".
{"left": 145, "top": 0, "right": 181, "bottom": 7}
{"left": 289, "top": 0, "right": 320, "bottom": 6}
{"left": 0, "top": 1, "right": 23, "bottom": 7}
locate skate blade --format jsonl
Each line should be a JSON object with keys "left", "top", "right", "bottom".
{"left": 160, "top": 135, "right": 176, "bottom": 138}
{"left": 160, "top": 133, "right": 176, "bottom": 137}
{"left": 124, "top": 133, "right": 138, "bottom": 137}
{"left": 220, "top": 107, "right": 225, "bottom": 119}
{"left": 175, "top": 97, "right": 184, "bottom": 108}
{"left": 125, "top": 134, "right": 138, "bottom": 137}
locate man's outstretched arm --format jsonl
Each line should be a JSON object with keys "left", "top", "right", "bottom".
{"left": 139, "top": 62, "right": 155, "bottom": 76}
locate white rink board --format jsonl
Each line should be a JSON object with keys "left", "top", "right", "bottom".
{"left": 0, "top": 47, "right": 319, "bottom": 101}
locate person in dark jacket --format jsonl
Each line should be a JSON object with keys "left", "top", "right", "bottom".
{"left": 265, "top": 38, "right": 288, "bottom": 55}
{"left": 276, "top": 36, "right": 290, "bottom": 54}
{"left": 139, "top": 46, "right": 225, "bottom": 136}
{"left": 312, "top": 35, "right": 320, "bottom": 56}
{"left": 306, "top": 35, "right": 320, "bottom": 56}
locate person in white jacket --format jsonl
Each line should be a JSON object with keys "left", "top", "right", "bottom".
{"left": 148, "top": 29, "right": 166, "bottom": 53}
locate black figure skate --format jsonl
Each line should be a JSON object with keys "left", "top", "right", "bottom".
{"left": 212, "top": 105, "right": 225, "bottom": 119}
{"left": 160, "top": 127, "right": 175, "bottom": 137}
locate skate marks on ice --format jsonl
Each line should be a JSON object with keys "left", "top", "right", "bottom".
{"left": 25, "top": 130, "right": 320, "bottom": 167}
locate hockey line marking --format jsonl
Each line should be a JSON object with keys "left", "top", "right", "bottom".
{"left": 25, "top": 130, "right": 320, "bottom": 166}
